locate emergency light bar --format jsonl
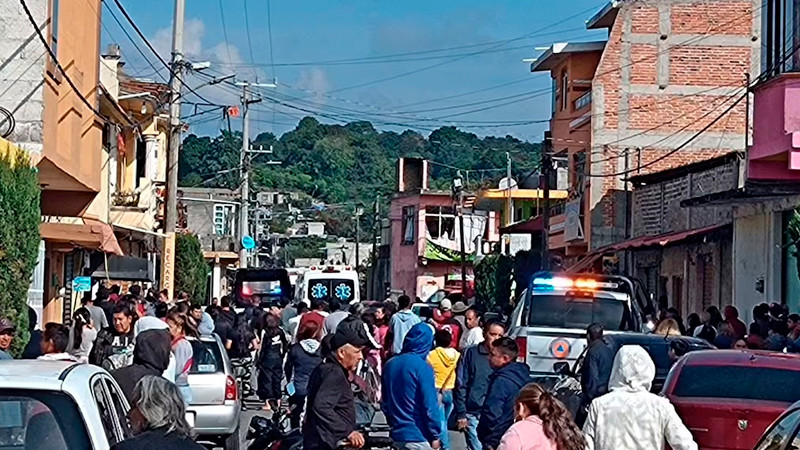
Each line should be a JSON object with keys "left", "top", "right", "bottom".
{"left": 532, "top": 277, "right": 618, "bottom": 290}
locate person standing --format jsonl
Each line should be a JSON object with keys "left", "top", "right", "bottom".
{"left": 323, "top": 298, "right": 350, "bottom": 335}
{"left": 304, "top": 318, "right": 378, "bottom": 450}
{"left": 68, "top": 307, "right": 97, "bottom": 363}
{"left": 166, "top": 311, "right": 195, "bottom": 405}
{"left": 389, "top": 295, "right": 421, "bottom": 355}
{"left": 455, "top": 320, "right": 504, "bottom": 450}
{"left": 459, "top": 308, "right": 484, "bottom": 349}
{"left": 111, "top": 329, "right": 172, "bottom": 403}
{"left": 497, "top": 383, "right": 586, "bottom": 450}
{"left": 285, "top": 321, "right": 323, "bottom": 428}
{"left": 580, "top": 324, "right": 615, "bottom": 411}
{"left": 583, "top": 345, "right": 697, "bottom": 450}
{"left": 428, "top": 330, "right": 460, "bottom": 450}
{"left": 300, "top": 299, "right": 329, "bottom": 334}
{"left": 477, "top": 337, "right": 531, "bottom": 450}
{"left": 257, "top": 314, "right": 288, "bottom": 411}
{"left": 37, "top": 323, "right": 76, "bottom": 361}
{"left": 21, "top": 306, "right": 43, "bottom": 359}
{"left": 82, "top": 292, "right": 109, "bottom": 331}
{"left": 723, "top": 305, "right": 747, "bottom": 340}
{"left": 90, "top": 302, "right": 136, "bottom": 369}
{"left": 110, "top": 376, "right": 205, "bottom": 450}
{"left": 288, "top": 302, "right": 309, "bottom": 342}
{"left": 382, "top": 323, "right": 442, "bottom": 450}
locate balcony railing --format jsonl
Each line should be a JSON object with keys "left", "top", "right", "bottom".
{"left": 574, "top": 91, "right": 592, "bottom": 110}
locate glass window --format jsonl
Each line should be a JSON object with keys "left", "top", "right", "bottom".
{"left": 754, "top": 408, "right": 800, "bottom": 450}
{"left": 425, "top": 206, "right": 456, "bottom": 240}
{"left": 402, "top": 206, "right": 415, "bottom": 245}
{"left": 561, "top": 72, "right": 569, "bottom": 111}
{"left": 673, "top": 366, "right": 800, "bottom": 403}
{"left": 0, "top": 389, "right": 91, "bottom": 449}
{"left": 102, "top": 378, "right": 131, "bottom": 440}
{"left": 762, "top": 0, "right": 800, "bottom": 77}
{"left": 190, "top": 339, "right": 224, "bottom": 374}
{"left": 51, "top": 0, "right": 59, "bottom": 56}
{"left": 92, "top": 379, "right": 119, "bottom": 445}
{"left": 214, "top": 204, "right": 234, "bottom": 235}
{"left": 527, "top": 293, "right": 631, "bottom": 331}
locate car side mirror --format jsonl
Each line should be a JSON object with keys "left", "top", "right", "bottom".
{"left": 553, "top": 361, "right": 571, "bottom": 375}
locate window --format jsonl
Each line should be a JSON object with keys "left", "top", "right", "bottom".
{"left": 528, "top": 293, "right": 632, "bottom": 331}
{"left": 92, "top": 380, "right": 119, "bottom": 445}
{"left": 102, "top": 379, "right": 131, "bottom": 440}
{"left": 50, "top": 0, "right": 59, "bottom": 56}
{"left": 561, "top": 71, "right": 569, "bottom": 111}
{"left": 135, "top": 138, "right": 146, "bottom": 188}
{"left": 673, "top": 366, "right": 800, "bottom": 402}
{"left": 190, "top": 339, "right": 224, "bottom": 374}
{"left": 214, "top": 204, "right": 234, "bottom": 235}
{"left": 755, "top": 408, "right": 800, "bottom": 450}
{"left": 307, "top": 278, "right": 357, "bottom": 303}
{"left": 401, "top": 206, "right": 415, "bottom": 245}
{"left": 551, "top": 77, "right": 558, "bottom": 115}
{"left": 0, "top": 390, "right": 90, "bottom": 450}
{"left": 762, "top": 0, "right": 800, "bottom": 77}
{"left": 425, "top": 206, "right": 456, "bottom": 240}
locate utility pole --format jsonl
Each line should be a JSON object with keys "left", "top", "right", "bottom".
{"left": 236, "top": 81, "right": 277, "bottom": 269}
{"left": 506, "top": 152, "right": 513, "bottom": 226}
{"left": 541, "top": 132, "right": 553, "bottom": 271}
{"left": 370, "top": 195, "right": 380, "bottom": 298}
{"left": 355, "top": 205, "right": 364, "bottom": 269}
{"left": 453, "top": 173, "right": 467, "bottom": 295}
{"left": 162, "top": 0, "right": 185, "bottom": 299}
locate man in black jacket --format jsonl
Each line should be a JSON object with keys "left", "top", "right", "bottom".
{"left": 454, "top": 319, "right": 505, "bottom": 450}
{"left": 580, "top": 323, "right": 615, "bottom": 407}
{"left": 111, "top": 329, "right": 171, "bottom": 402}
{"left": 304, "top": 318, "right": 379, "bottom": 450}
{"left": 477, "top": 337, "right": 530, "bottom": 450}
{"left": 91, "top": 302, "right": 136, "bottom": 369}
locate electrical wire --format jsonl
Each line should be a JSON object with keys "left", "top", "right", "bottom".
{"left": 218, "top": 0, "right": 234, "bottom": 65}
{"left": 242, "top": 0, "right": 257, "bottom": 68}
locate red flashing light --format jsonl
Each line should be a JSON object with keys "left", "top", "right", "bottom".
{"left": 242, "top": 285, "right": 252, "bottom": 296}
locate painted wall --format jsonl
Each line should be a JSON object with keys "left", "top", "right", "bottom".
{"left": 733, "top": 210, "right": 782, "bottom": 323}
{"left": 749, "top": 76, "right": 800, "bottom": 181}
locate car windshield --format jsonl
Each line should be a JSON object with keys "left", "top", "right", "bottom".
{"left": 307, "top": 278, "right": 356, "bottom": 303}
{"left": 190, "top": 339, "right": 224, "bottom": 374}
{"left": 673, "top": 366, "right": 800, "bottom": 403}
{"left": 0, "top": 390, "right": 91, "bottom": 450}
{"left": 528, "top": 293, "right": 631, "bottom": 330}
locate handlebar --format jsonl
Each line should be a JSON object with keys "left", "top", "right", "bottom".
{"left": 336, "top": 435, "right": 395, "bottom": 449}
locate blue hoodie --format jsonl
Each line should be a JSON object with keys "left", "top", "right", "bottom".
{"left": 382, "top": 323, "right": 442, "bottom": 444}
{"left": 477, "top": 362, "right": 531, "bottom": 449}
{"left": 390, "top": 310, "right": 421, "bottom": 355}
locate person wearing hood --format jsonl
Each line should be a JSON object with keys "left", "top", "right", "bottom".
{"left": 112, "top": 329, "right": 172, "bottom": 403}
{"left": 382, "top": 323, "right": 442, "bottom": 450}
{"left": 723, "top": 305, "right": 746, "bottom": 340}
{"left": 583, "top": 345, "right": 697, "bottom": 450}
{"left": 389, "top": 295, "right": 421, "bottom": 355}
{"left": 285, "top": 320, "right": 324, "bottom": 428}
{"left": 428, "top": 329, "right": 460, "bottom": 450}
{"left": 477, "top": 337, "right": 531, "bottom": 450}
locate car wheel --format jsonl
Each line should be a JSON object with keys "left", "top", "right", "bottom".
{"left": 223, "top": 423, "right": 241, "bottom": 450}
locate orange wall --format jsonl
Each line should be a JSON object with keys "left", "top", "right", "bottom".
{"left": 40, "top": 0, "right": 103, "bottom": 213}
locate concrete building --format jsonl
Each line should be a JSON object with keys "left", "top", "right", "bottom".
{"left": 531, "top": 0, "right": 759, "bottom": 272}
{"left": 679, "top": 0, "right": 800, "bottom": 322}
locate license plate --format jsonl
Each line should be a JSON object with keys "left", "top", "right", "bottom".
{"left": 185, "top": 412, "right": 195, "bottom": 427}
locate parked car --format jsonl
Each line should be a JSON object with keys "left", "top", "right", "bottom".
{"left": 663, "top": 350, "right": 800, "bottom": 450}
{"left": 753, "top": 399, "right": 800, "bottom": 450}
{"left": 187, "top": 334, "right": 242, "bottom": 450}
{"left": 0, "top": 360, "right": 131, "bottom": 449}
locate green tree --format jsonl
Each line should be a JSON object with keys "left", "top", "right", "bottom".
{"left": 0, "top": 150, "right": 40, "bottom": 355}
{"left": 174, "top": 233, "right": 208, "bottom": 304}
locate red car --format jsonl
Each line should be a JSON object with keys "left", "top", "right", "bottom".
{"left": 662, "top": 350, "right": 800, "bottom": 450}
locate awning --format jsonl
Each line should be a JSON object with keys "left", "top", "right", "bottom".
{"left": 40, "top": 219, "right": 123, "bottom": 255}
{"left": 500, "top": 216, "right": 543, "bottom": 234}
{"left": 566, "top": 224, "right": 728, "bottom": 273}
{"left": 608, "top": 224, "right": 728, "bottom": 251}
{"left": 91, "top": 255, "right": 153, "bottom": 281}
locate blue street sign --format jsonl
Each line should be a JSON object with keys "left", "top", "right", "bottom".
{"left": 72, "top": 276, "right": 91, "bottom": 292}
{"left": 242, "top": 236, "right": 256, "bottom": 250}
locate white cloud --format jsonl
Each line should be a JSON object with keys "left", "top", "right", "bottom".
{"left": 150, "top": 18, "right": 205, "bottom": 60}
{"left": 295, "top": 68, "right": 332, "bottom": 103}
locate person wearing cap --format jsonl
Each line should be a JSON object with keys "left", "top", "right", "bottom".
{"left": 382, "top": 323, "right": 443, "bottom": 450}
{"left": 433, "top": 299, "right": 463, "bottom": 350}
{"left": 0, "top": 317, "right": 16, "bottom": 360}
{"left": 304, "top": 317, "right": 379, "bottom": 450}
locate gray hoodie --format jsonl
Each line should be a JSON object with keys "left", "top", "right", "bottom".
{"left": 390, "top": 310, "right": 421, "bottom": 355}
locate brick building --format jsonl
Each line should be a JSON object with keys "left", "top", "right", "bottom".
{"left": 532, "top": 0, "right": 759, "bottom": 281}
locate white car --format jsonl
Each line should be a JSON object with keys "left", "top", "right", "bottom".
{"left": 0, "top": 360, "right": 131, "bottom": 449}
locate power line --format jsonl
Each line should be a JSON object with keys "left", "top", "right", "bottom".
{"left": 242, "top": 0, "right": 257, "bottom": 68}
{"left": 100, "top": 0, "right": 168, "bottom": 83}
{"left": 266, "top": 0, "right": 277, "bottom": 134}
{"left": 19, "top": 0, "right": 106, "bottom": 119}
{"left": 217, "top": 0, "right": 234, "bottom": 65}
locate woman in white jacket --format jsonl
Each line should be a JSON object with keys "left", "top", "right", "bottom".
{"left": 582, "top": 345, "right": 697, "bottom": 450}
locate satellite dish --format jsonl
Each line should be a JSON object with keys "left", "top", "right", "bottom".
{"left": 498, "top": 177, "right": 518, "bottom": 190}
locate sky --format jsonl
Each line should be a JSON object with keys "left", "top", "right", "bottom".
{"left": 105, "top": 0, "right": 609, "bottom": 142}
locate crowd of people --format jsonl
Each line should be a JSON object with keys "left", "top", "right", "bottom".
{"left": 649, "top": 301, "right": 800, "bottom": 352}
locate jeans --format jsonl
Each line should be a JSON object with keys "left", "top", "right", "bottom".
{"left": 288, "top": 394, "right": 306, "bottom": 429}
{"left": 439, "top": 391, "right": 454, "bottom": 449}
{"left": 463, "top": 413, "right": 480, "bottom": 450}
{"left": 396, "top": 443, "right": 433, "bottom": 450}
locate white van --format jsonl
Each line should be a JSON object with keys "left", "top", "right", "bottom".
{"left": 294, "top": 265, "right": 360, "bottom": 306}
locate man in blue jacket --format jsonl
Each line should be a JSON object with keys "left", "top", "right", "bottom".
{"left": 477, "top": 337, "right": 531, "bottom": 450}
{"left": 454, "top": 319, "right": 505, "bottom": 450}
{"left": 382, "top": 323, "right": 442, "bottom": 450}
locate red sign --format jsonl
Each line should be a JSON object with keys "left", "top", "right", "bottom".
{"left": 227, "top": 106, "right": 240, "bottom": 117}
